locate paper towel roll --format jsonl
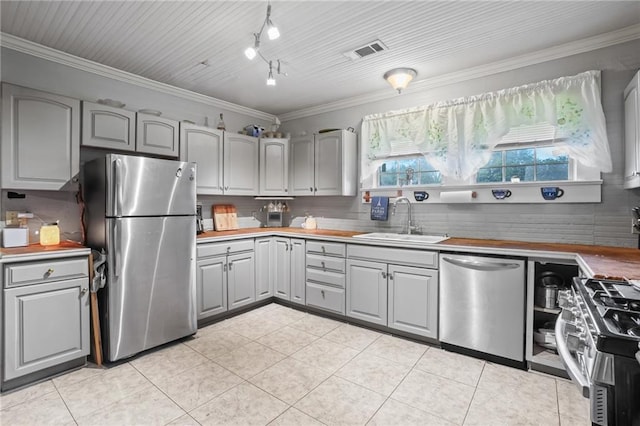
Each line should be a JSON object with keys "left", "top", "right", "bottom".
{"left": 440, "top": 190, "right": 475, "bottom": 203}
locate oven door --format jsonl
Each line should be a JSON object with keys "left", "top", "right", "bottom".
{"left": 555, "top": 314, "right": 591, "bottom": 397}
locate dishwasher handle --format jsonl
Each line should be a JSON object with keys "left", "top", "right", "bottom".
{"left": 441, "top": 256, "right": 521, "bottom": 271}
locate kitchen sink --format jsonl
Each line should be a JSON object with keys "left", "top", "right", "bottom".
{"left": 352, "top": 232, "right": 449, "bottom": 244}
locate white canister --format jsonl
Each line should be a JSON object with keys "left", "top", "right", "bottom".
{"left": 2, "top": 227, "right": 29, "bottom": 248}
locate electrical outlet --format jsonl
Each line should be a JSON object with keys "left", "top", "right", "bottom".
{"left": 5, "top": 211, "right": 18, "bottom": 226}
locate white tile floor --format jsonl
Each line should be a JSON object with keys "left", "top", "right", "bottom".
{"left": 0, "top": 303, "right": 590, "bottom": 425}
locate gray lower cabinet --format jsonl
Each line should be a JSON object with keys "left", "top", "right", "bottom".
{"left": 3, "top": 257, "right": 90, "bottom": 382}
{"left": 273, "top": 237, "right": 306, "bottom": 305}
{"left": 346, "top": 259, "right": 387, "bottom": 326}
{"left": 388, "top": 264, "right": 438, "bottom": 339}
{"left": 254, "top": 238, "right": 274, "bottom": 301}
{"left": 290, "top": 239, "right": 306, "bottom": 305}
{"left": 196, "top": 240, "right": 254, "bottom": 321}
{"left": 305, "top": 241, "right": 346, "bottom": 314}
{"left": 346, "top": 245, "right": 439, "bottom": 338}
{"left": 227, "top": 252, "right": 256, "bottom": 310}
{"left": 196, "top": 255, "right": 227, "bottom": 320}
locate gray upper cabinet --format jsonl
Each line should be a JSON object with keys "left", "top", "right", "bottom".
{"left": 81, "top": 101, "right": 135, "bottom": 151}
{"left": 1, "top": 83, "right": 80, "bottom": 190}
{"left": 136, "top": 112, "right": 179, "bottom": 157}
{"left": 180, "top": 123, "right": 224, "bottom": 194}
{"left": 259, "top": 138, "right": 289, "bottom": 196}
{"left": 289, "top": 130, "right": 357, "bottom": 196}
{"left": 624, "top": 70, "right": 640, "bottom": 189}
{"left": 289, "top": 135, "right": 315, "bottom": 195}
{"left": 223, "top": 133, "right": 259, "bottom": 195}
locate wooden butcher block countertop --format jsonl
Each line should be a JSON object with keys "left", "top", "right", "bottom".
{"left": 199, "top": 228, "right": 640, "bottom": 280}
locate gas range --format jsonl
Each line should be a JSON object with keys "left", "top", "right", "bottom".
{"left": 556, "top": 277, "right": 640, "bottom": 426}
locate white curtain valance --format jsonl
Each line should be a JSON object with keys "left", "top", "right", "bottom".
{"left": 360, "top": 70, "right": 612, "bottom": 186}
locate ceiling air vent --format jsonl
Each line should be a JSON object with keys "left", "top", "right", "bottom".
{"left": 343, "top": 40, "right": 388, "bottom": 60}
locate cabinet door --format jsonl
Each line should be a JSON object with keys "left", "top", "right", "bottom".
{"left": 255, "top": 238, "right": 274, "bottom": 301}
{"left": 290, "top": 239, "right": 306, "bottom": 305}
{"left": 4, "top": 278, "right": 89, "bottom": 380}
{"left": 346, "top": 259, "right": 387, "bottom": 326}
{"left": 259, "top": 138, "right": 289, "bottom": 195}
{"left": 1, "top": 83, "right": 80, "bottom": 190}
{"left": 624, "top": 76, "right": 640, "bottom": 189}
{"left": 314, "top": 132, "right": 343, "bottom": 195}
{"left": 228, "top": 252, "right": 256, "bottom": 310}
{"left": 289, "top": 135, "right": 315, "bottom": 195}
{"left": 196, "top": 256, "right": 227, "bottom": 320}
{"left": 81, "top": 101, "right": 136, "bottom": 151}
{"left": 180, "top": 123, "right": 224, "bottom": 194}
{"left": 136, "top": 113, "right": 179, "bottom": 157}
{"left": 388, "top": 265, "right": 438, "bottom": 339}
{"left": 223, "top": 133, "right": 259, "bottom": 195}
{"left": 273, "top": 238, "right": 291, "bottom": 300}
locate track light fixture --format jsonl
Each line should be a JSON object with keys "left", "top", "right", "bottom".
{"left": 244, "top": 1, "right": 284, "bottom": 86}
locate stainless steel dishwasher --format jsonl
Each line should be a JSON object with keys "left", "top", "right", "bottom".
{"left": 439, "top": 253, "right": 526, "bottom": 366}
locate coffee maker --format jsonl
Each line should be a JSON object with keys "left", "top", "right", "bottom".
{"left": 196, "top": 204, "right": 204, "bottom": 234}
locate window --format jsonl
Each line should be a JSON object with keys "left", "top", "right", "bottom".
{"left": 476, "top": 146, "right": 569, "bottom": 183}
{"left": 378, "top": 156, "right": 442, "bottom": 187}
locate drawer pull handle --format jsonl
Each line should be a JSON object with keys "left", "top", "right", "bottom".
{"left": 321, "top": 246, "right": 326, "bottom": 254}
{"left": 45, "top": 268, "right": 54, "bottom": 276}
{"left": 321, "top": 290, "right": 325, "bottom": 298}
{"left": 321, "top": 261, "right": 326, "bottom": 269}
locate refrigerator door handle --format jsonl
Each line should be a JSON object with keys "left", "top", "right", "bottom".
{"left": 113, "top": 158, "right": 122, "bottom": 217}
{"left": 112, "top": 221, "right": 121, "bottom": 278}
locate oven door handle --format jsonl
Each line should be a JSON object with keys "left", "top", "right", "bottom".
{"left": 555, "top": 315, "right": 590, "bottom": 398}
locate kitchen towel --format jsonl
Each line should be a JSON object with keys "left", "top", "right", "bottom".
{"left": 370, "top": 196, "right": 389, "bottom": 221}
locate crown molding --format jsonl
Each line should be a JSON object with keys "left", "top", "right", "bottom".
{"left": 279, "top": 23, "right": 640, "bottom": 122}
{"left": 0, "top": 33, "right": 276, "bottom": 121}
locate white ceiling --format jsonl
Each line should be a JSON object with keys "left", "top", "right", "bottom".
{"left": 1, "top": 1, "right": 639, "bottom": 116}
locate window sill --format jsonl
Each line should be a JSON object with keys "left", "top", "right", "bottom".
{"left": 361, "top": 180, "right": 603, "bottom": 204}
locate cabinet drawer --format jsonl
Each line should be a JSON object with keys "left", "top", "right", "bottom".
{"left": 306, "top": 241, "right": 345, "bottom": 257}
{"left": 347, "top": 244, "right": 438, "bottom": 269}
{"left": 197, "top": 239, "right": 254, "bottom": 258}
{"left": 306, "top": 253, "right": 345, "bottom": 273}
{"left": 5, "top": 257, "right": 89, "bottom": 287}
{"left": 306, "top": 282, "right": 345, "bottom": 315}
{"left": 306, "top": 268, "right": 345, "bottom": 288}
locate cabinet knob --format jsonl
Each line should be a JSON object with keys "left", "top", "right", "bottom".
{"left": 314, "top": 187, "right": 317, "bottom": 192}
{"left": 381, "top": 271, "right": 387, "bottom": 279}
{"left": 285, "top": 188, "right": 288, "bottom": 192}
{"left": 80, "top": 288, "right": 88, "bottom": 295}
{"left": 228, "top": 262, "right": 233, "bottom": 270}
{"left": 310, "top": 187, "right": 313, "bottom": 192}
{"left": 389, "top": 273, "right": 394, "bottom": 280}
{"left": 45, "top": 268, "right": 54, "bottom": 276}
{"left": 321, "top": 290, "right": 325, "bottom": 298}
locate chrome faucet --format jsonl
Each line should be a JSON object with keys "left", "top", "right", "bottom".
{"left": 394, "top": 197, "right": 420, "bottom": 234}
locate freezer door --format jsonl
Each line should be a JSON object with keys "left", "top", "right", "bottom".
{"left": 104, "top": 216, "right": 196, "bottom": 361}
{"left": 106, "top": 154, "right": 196, "bottom": 217}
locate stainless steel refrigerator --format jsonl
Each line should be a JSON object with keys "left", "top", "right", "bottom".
{"left": 83, "top": 154, "right": 197, "bottom": 361}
